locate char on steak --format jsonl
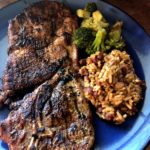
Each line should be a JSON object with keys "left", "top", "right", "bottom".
{"left": 0, "top": 68, "right": 94, "bottom": 150}
{"left": 0, "top": 1, "right": 78, "bottom": 106}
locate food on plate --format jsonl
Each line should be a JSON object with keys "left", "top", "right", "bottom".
{"left": 85, "top": 28, "right": 106, "bottom": 55}
{"left": 76, "top": 2, "right": 97, "bottom": 18}
{"left": 0, "top": 68, "right": 94, "bottom": 149}
{"left": 76, "top": 9, "right": 90, "bottom": 19}
{"left": 0, "top": 1, "right": 95, "bottom": 149}
{"left": 105, "top": 21, "right": 126, "bottom": 50}
{"left": 0, "top": 1, "right": 146, "bottom": 149}
{"left": 81, "top": 11, "right": 109, "bottom": 31}
{"left": 76, "top": 3, "right": 125, "bottom": 55}
{"left": 72, "top": 27, "right": 95, "bottom": 49}
{"left": 76, "top": 3, "right": 143, "bottom": 124}
{"left": 80, "top": 50, "right": 144, "bottom": 124}
{"left": 0, "top": 1, "right": 78, "bottom": 107}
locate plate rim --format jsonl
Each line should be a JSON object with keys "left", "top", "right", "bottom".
{"left": 0, "top": 0, "right": 150, "bottom": 150}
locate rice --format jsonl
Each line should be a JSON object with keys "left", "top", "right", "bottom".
{"left": 79, "top": 50, "right": 144, "bottom": 124}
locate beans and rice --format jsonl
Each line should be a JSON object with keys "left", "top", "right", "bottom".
{"left": 80, "top": 50, "right": 144, "bottom": 124}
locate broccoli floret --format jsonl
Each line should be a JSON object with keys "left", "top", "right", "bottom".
{"left": 85, "top": 41, "right": 97, "bottom": 55}
{"left": 105, "top": 21, "right": 125, "bottom": 50}
{"left": 109, "top": 21, "right": 123, "bottom": 42}
{"left": 76, "top": 9, "right": 90, "bottom": 18}
{"left": 81, "top": 17, "right": 109, "bottom": 31}
{"left": 76, "top": 2, "right": 97, "bottom": 19}
{"left": 86, "top": 28, "right": 107, "bottom": 55}
{"left": 86, "top": 2, "right": 97, "bottom": 13}
{"left": 92, "top": 10, "right": 103, "bottom": 22}
{"left": 72, "top": 27, "right": 95, "bottom": 49}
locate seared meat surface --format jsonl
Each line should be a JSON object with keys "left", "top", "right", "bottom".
{"left": 0, "top": 1, "right": 78, "bottom": 106}
{"left": 0, "top": 1, "right": 94, "bottom": 149}
{"left": 1, "top": 42, "right": 68, "bottom": 105}
{"left": 8, "top": 1, "right": 77, "bottom": 52}
{"left": 0, "top": 68, "right": 94, "bottom": 150}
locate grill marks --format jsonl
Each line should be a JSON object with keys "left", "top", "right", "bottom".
{"left": 0, "top": 69, "right": 94, "bottom": 149}
{"left": 0, "top": 1, "right": 94, "bottom": 149}
{"left": 15, "top": 35, "right": 50, "bottom": 50}
{"left": 8, "top": 1, "right": 74, "bottom": 52}
{"left": 0, "top": 1, "right": 78, "bottom": 106}
{"left": 3, "top": 46, "right": 67, "bottom": 91}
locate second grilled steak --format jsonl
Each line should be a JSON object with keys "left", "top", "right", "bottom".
{"left": 0, "top": 68, "right": 94, "bottom": 150}
{"left": 0, "top": 1, "right": 78, "bottom": 106}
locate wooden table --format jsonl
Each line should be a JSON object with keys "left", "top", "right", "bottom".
{"left": 106, "top": 0, "right": 150, "bottom": 35}
{"left": 0, "top": 0, "right": 150, "bottom": 149}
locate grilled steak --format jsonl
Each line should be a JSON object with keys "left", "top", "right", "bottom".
{"left": 0, "top": 1, "right": 95, "bottom": 149}
{"left": 0, "top": 68, "right": 94, "bottom": 150}
{"left": 0, "top": 1, "right": 78, "bottom": 106}
{"left": 8, "top": 1, "right": 77, "bottom": 52}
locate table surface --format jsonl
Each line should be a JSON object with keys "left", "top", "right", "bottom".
{"left": 0, "top": 0, "right": 150, "bottom": 149}
{"left": 106, "top": 0, "right": 150, "bottom": 35}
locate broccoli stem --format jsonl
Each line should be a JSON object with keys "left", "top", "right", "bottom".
{"left": 85, "top": 28, "right": 107, "bottom": 55}
{"left": 92, "top": 28, "right": 106, "bottom": 51}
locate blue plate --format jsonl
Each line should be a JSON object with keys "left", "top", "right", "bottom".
{"left": 0, "top": 0, "right": 150, "bottom": 150}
